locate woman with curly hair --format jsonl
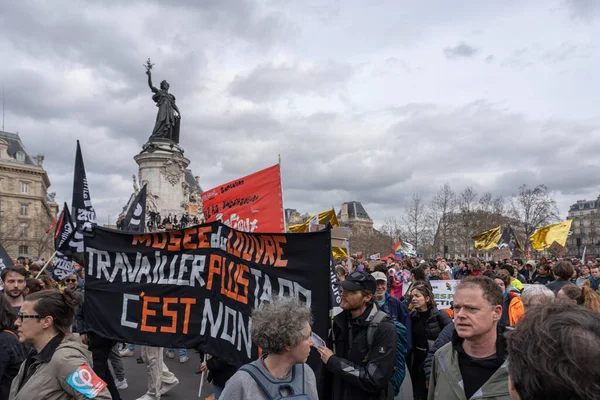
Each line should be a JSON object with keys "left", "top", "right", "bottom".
{"left": 220, "top": 297, "right": 318, "bottom": 399}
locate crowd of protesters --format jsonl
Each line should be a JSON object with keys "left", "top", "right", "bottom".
{"left": 1, "top": 252, "right": 600, "bottom": 400}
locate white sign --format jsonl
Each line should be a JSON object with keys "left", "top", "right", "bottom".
{"left": 430, "top": 280, "right": 458, "bottom": 310}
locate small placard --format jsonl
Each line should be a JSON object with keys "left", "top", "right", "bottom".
{"left": 492, "top": 248, "right": 512, "bottom": 262}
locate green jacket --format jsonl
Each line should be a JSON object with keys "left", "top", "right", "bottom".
{"left": 9, "top": 334, "right": 112, "bottom": 400}
{"left": 428, "top": 341, "right": 511, "bottom": 400}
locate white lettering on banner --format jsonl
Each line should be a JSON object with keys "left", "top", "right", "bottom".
{"left": 88, "top": 250, "right": 208, "bottom": 288}
{"left": 216, "top": 213, "right": 259, "bottom": 233}
{"left": 200, "top": 299, "right": 252, "bottom": 359}
{"left": 121, "top": 294, "right": 139, "bottom": 329}
{"left": 330, "top": 270, "right": 341, "bottom": 305}
{"left": 210, "top": 226, "right": 228, "bottom": 250}
{"left": 430, "top": 280, "right": 458, "bottom": 309}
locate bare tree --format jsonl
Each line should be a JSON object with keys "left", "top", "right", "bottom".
{"left": 349, "top": 226, "right": 393, "bottom": 258}
{"left": 509, "top": 184, "right": 560, "bottom": 247}
{"left": 402, "top": 193, "right": 430, "bottom": 254}
{"left": 455, "top": 187, "right": 479, "bottom": 254}
{"left": 379, "top": 217, "right": 403, "bottom": 241}
{"left": 428, "top": 183, "right": 457, "bottom": 256}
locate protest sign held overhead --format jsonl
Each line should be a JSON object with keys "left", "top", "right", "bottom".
{"left": 201, "top": 164, "right": 284, "bottom": 233}
{"left": 82, "top": 221, "right": 331, "bottom": 368}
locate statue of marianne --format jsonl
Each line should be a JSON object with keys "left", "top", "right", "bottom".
{"left": 145, "top": 59, "right": 181, "bottom": 143}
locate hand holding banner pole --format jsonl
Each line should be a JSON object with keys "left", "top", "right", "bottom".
{"left": 198, "top": 353, "right": 207, "bottom": 398}
{"left": 35, "top": 251, "right": 57, "bottom": 279}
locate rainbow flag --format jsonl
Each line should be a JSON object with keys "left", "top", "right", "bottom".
{"left": 392, "top": 240, "right": 402, "bottom": 253}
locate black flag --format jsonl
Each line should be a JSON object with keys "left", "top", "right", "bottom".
{"left": 52, "top": 203, "right": 76, "bottom": 280}
{"left": 0, "top": 242, "right": 14, "bottom": 272}
{"left": 121, "top": 185, "right": 147, "bottom": 233}
{"left": 498, "top": 225, "right": 523, "bottom": 256}
{"left": 70, "top": 140, "right": 96, "bottom": 253}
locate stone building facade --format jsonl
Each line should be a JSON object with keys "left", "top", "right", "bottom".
{"left": 0, "top": 131, "right": 59, "bottom": 262}
{"left": 566, "top": 198, "right": 600, "bottom": 258}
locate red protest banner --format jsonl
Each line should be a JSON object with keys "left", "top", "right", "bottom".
{"left": 201, "top": 164, "right": 284, "bottom": 233}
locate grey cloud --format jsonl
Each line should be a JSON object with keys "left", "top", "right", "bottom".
{"left": 228, "top": 61, "right": 356, "bottom": 102}
{"left": 443, "top": 42, "right": 480, "bottom": 59}
{"left": 566, "top": 0, "right": 599, "bottom": 22}
{"left": 485, "top": 55, "right": 494, "bottom": 63}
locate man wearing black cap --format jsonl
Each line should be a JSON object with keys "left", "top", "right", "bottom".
{"left": 317, "top": 270, "right": 397, "bottom": 400}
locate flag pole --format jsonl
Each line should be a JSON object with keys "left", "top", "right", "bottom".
{"left": 35, "top": 250, "right": 57, "bottom": 279}
{"left": 278, "top": 154, "right": 287, "bottom": 232}
{"left": 198, "top": 353, "right": 207, "bottom": 397}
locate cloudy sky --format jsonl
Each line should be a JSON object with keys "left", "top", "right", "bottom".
{"left": 1, "top": 0, "right": 599, "bottom": 227}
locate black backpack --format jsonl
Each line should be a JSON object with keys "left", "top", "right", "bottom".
{"left": 366, "top": 311, "right": 408, "bottom": 396}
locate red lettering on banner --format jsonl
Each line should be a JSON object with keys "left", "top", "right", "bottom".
{"left": 197, "top": 226, "right": 211, "bottom": 248}
{"left": 182, "top": 228, "right": 197, "bottom": 250}
{"left": 132, "top": 234, "right": 152, "bottom": 246}
{"left": 152, "top": 233, "right": 167, "bottom": 249}
{"left": 161, "top": 298, "right": 178, "bottom": 333}
{"left": 180, "top": 298, "right": 196, "bottom": 334}
{"left": 141, "top": 294, "right": 159, "bottom": 333}
{"left": 273, "top": 236, "right": 288, "bottom": 267}
{"left": 168, "top": 230, "right": 182, "bottom": 251}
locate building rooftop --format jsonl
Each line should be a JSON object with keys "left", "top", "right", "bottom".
{"left": 569, "top": 198, "right": 598, "bottom": 212}
{"left": 338, "top": 201, "right": 371, "bottom": 220}
{"left": 0, "top": 130, "right": 38, "bottom": 165}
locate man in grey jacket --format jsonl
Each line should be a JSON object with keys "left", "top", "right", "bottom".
{"left": 428, "top": 276, "right": 511, "bottom": 400}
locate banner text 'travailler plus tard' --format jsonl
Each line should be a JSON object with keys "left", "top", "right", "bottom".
{"left": 82, "top": 222, "right": 331, "bottom": 368}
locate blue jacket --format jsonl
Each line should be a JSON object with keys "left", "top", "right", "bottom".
{"left": 590, "top": 276, "right": 600, "bottom": 292}
{"left": 379, "top": 292, "right": 412, "bottom": 350}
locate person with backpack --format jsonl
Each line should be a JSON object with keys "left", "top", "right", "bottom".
{"left": 220, "top": 297, "right": 318, "bottom": 399}
{"left": 318, "top": 271, "right": 397, "bottom": 400}
{"left": 408, "top": 284, "right": 452, "bottom": 400}
{"left": 371, "top": 272, "right": 410, "bottom": 399}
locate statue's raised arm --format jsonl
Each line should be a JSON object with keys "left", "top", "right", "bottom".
{"left": 146, "top": 70, "right": 158, "bottom": 93}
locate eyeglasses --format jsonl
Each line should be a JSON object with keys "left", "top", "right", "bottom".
{"left": 17, "top": 313, "right": 41, "bottom": 322}
{"left": 65, "top": 279, "right": 77, "bottom": 283}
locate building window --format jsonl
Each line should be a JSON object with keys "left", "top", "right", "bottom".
{"left": 18, "top": 245, "right": 28, "bottom": 256}
{"left": 19, "top": 223, "right": 28, "bottom": 237}
{"left": 21, "top": 182, "right": 29, "bottom": 193}
{"left": 20, "top": 203, "right": 28, "bottom": 216}
{"left": 16, "top": 152, "right": 25, "bottom": 162}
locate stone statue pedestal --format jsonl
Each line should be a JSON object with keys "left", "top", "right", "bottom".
{"left": 134, "top": 140, "right": 190, "bottom": 216}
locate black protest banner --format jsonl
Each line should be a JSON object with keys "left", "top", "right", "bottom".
{"left": 0, "top": 242, "right": 13, "bottom": 272}
{"left": 52, "top": 203, "right": 76, "bottom": 280}
{"left": 121, "top": 185, "right": 147, "bottom": 233}
{"left": 70, "top": 140, "right": 96, "bottom": 254}
{"left": 83, "top": 222, "right": 331, "bottom": 367}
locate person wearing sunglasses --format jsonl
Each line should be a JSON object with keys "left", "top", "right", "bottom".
{"left": 8, "top": 289, "right": 111, "bottom": 400}
{"left": 0, "top": 295, "right": 28, "bottom": 400}
{"left": 62, "top": 274, "right": 80, "bottom": 292}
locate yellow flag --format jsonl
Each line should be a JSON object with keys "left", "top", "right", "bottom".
{"left": 472, "top": 226, "right": 501, "bottom": 250}
{"left": 529, "top": 220, "right": 573, "bottom": 251}
{"left": 288, "top": 208, "right": 339, "bottom": 233}
{"left": 332, "top": 246, "right": 349, "bottom": 260}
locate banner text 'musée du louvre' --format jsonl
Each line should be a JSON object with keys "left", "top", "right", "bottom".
{"left": 83, "top": 221, "right": 331, "bottom": 367}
